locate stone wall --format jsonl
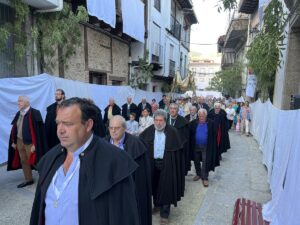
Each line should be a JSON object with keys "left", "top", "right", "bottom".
{"left": 47, "top": 25, "right": 129, "bottom": 85}
{"left": 282, "top": 29, "right": 300, "bottom": 109}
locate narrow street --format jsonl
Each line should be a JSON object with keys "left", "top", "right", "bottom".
{"left": 0, "top": 131, "right": 271, "bottom": 225}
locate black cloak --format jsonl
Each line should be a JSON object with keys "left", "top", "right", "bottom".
{"left": 91, "top": 104, "right": 106, "bottom": 137}
{"left": 105, "top": 133, "right": 152, "bottom": 225}
{"left": 103, "top": 104, "right": 121, "bottom": 125}
{"left": 7, "top": 107, "right": 48, "bottom": 171}
{"left": 167, "top": 115, "right": 190, "bottom": 197}
{"left": 121, "top": 103, "right": 138, "bottom": 121}
{"left": 140, "top": 124, "right": 184, "bottom": 206}
{"left": 189, "top": 118, "right": 220, "bottom": 172}
{"left": 207, "top": 109, "right": 231, "bottom": 157}
{"left": 30, "top": 136, "right": 139, "bottom": 225}
{"left": 137, "top": 102, "right": 152, "bottom": 119}
{"left": 45, "top": 102, "right": 59, "bottom": 149}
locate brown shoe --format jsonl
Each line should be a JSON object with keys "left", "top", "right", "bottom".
{"left": 203, "top": 180, "right": 209, "bottom": 187}
{"left": 160, "top": 218, "right": 169, "bottom": 224}
{"left": 152, "top": 207, "right": 160, "bottom": 214}
{"left": 193, "top": 175, "right": 201, "bottom": 181}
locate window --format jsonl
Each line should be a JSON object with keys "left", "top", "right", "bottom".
{"left": 169, "top": 44, "right": 174, "bottom": 60}
{"left": 89, "top": 72, "right": 107, "bottom": 85}
{"left": 154, "top": 0, "right": 160, "bottom": 12}
{"left": 112, "top": 80, "right": 122, "bottom": 86}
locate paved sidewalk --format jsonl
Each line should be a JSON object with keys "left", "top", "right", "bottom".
{"left": 193, "top": 131, "right": 271, "bottom": 225}
{"left": 0, "top": 131, "right": 271, "bottom": 225}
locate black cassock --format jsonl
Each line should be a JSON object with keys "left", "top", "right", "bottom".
{"left": 207, "top": 109, "right": 230, "bottom": 157}
{"left": 92, "top": 104, "right": 106, "bottom": 137}
{"left": 189, "top": 118, "right": 220, "bottom": 173}
{"left": 167, "top": 115, "right": 190, "bottom": 197}
{"left": 30, "top": 136, "right": 139, "bottom": 225}
{"left": 45, "top": 102, "right": 59, "bottom": 149}
{"left": 140, "top": 124, "right": 184, "bottom": 206}
{"left": 106, "top": 133, "right": 152, "bottom": 225}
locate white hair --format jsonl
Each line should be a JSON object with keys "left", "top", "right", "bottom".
{"left": 18, "top": 96, "right": 30, "bottom": 104}
{"left": 198, "top": 108, "right": 207, "bottom": 116}
{"left": 214, "top": 102, "right": 221, "bottom": 109}
{"left": 153, "top": 109, "right": 168, "bottom": 121}
{"left": 110, "top": 115, "right": 126, "bottom": 129}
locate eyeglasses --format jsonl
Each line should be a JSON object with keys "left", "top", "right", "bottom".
{"left": 108, "top": 126, "right": 122, "bottom": 131}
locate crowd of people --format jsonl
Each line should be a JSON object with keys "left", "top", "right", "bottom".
{"left": 6, "top": 89, "right": 251, "bottom": 225}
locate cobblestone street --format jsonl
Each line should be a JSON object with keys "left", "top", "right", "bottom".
{"left": 0, "top": 131, "right": 271, "bottom": 225}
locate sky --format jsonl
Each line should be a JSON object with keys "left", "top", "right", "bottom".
{"left": 190, "top": 0, "right": 230, "bottom": 57}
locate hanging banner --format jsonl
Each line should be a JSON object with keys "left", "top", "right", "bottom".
{"left": 246, "top": 74, "right": 257, "bottom": 98}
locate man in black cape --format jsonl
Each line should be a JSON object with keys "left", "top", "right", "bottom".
{"left": 159, "top": 94, "right": 167, "bottom": 109}
{"left": 140, "top": 109, "right": 184, "bottom": 224}
{"left": 45, "top": 89, "right": 65, "bottom": 149}
{"left": 121, "top": 96, "right": 138, "bottom": 121}
{"left": 103, "top": 97, "right": 121, "bottom": 125}
{"left": 7, "top": 96, "right": 48, "bottom": 188}
{"left": 207, "top": 102, "right": 230, "bottom": 160}
{"left": 167, "top": 103, "right": 190, "bottom": 197}
{"left": 30, "top": 98, "right": 139, "bottom": 225}
{"left": 189, "top": 108, "right": 219, "bottom": 187}
{"left": 107, "top": 115, "right": 152, "bottom": 225}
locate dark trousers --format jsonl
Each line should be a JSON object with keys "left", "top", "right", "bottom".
{"left": 228, "top": 120, "right": 233, "bottom": 130}
{"left": 194, "top": 145, "right": 208, "bottom": 180}
{"left": 153, "top": 159, "right": 171, "bottom": 219}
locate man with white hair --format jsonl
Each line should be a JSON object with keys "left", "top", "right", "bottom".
{"left": 107, "top": 115, "right": 152, "bottom": 225}
{"left": 122, "top": 96, "right": 138, "bottom": 121}
{"left": 189, "top": 108, "right": 218, "bottom": 187}
{"left": 140, "top": 109, "right": 184, "bottom": 224}
{"left": 103, "top": 97, "right": 121, "bottom": 126}
{"left": 7, "top": 96, "right": 47, "bottom": 188}
{"left": 185, "top": 105, "right": 198, "bottom": 122}
{"left": 207, "top": 102, "right": 230, "bottom": 160}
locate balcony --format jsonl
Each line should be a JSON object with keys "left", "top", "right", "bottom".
{"left": 223, "top": 17, "right": 248, "bottom": 51}
{"left": 284, "top": 0, "right": 298, "bottom": 11}
{"left": 151, "top": 42, "right": 163, "bottom": 71}
{"left": 169, "top": 59, "right": 176, "bottom": 77}
{"left": 284, "top": 0, "right": 300, "bottom": 29}
{"left": 221, "top": 50, "right": 236, "bottom": 69}
{"left": 177, "top": 0, "right": 193, "bottom": 9}
{"left": 170, "top": 15, "right": 181, "bottom": 40}
{"left": 238, "top": 0, "right": 258, "bottom": 14}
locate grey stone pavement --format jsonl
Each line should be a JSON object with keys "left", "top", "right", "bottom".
{"left": 0, "top": 131, "right": 271, "bottom": 225}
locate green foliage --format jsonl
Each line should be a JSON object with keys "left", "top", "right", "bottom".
{"left": 34, "top": 4, "right": 88, "bottom": 73}
{"left": 130, "top": 50, "right": 153, "bottom": 89}
{"left": 208, "top": 62, "right": 243, "bottom": 97}
{"left": 0, "top": 1, "right": 88, "bottom": 74}
{"left": 217, "top": 0, "right": 237, "bottom": 12}
{"left": 246, "top": 0, "right": 287, "bottom": 97}
{"left": 0, "top": 0, "right": 29, "bottom": 59}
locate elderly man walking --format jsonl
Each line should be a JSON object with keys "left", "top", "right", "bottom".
{"left": 107, "top": 115, "right": 152, "bottom": 225}
{"left": 140, "top": 109, "right": 184, "bottom": 224}
{"left": 189, "top": 109, "right": 218, "bottom": 187}
{"left": 7, "top": 96, "right": 47, "bottom": 188}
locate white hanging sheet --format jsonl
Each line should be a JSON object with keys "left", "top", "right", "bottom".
{"left": 87, "top": 0, "right": 116, "bottom": 28}
{"left": 121, "top": 0, "right": 145, "bottom": 42}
